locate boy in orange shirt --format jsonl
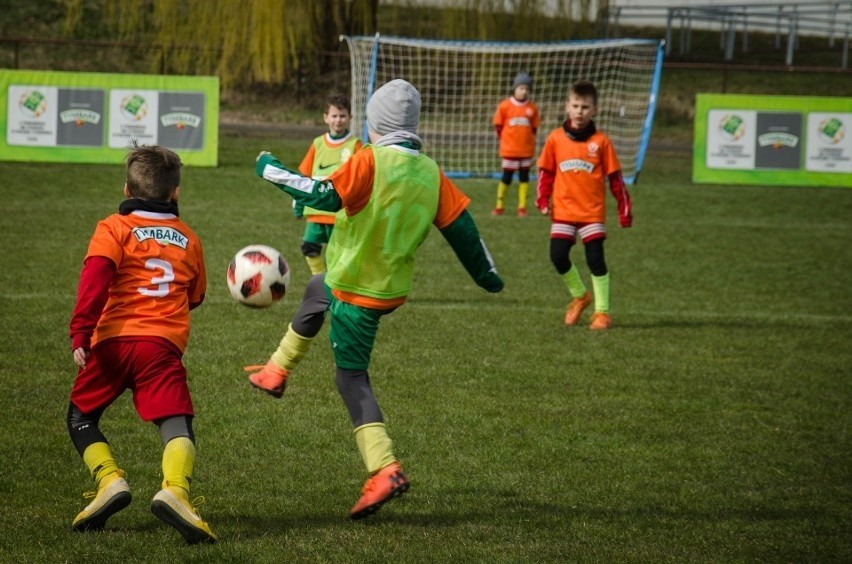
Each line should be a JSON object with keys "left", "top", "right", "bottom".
{"left": 536, "top": 80, "right": 632, "bottom": 330}
{"left": 67, "top": 144, "right": 215, "bottom": 543}
{"left": 492, "top": 71, "right": 540, "bottom": 217}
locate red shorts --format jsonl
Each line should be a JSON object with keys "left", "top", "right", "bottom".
{"left": 70, "top": 337, "right": 194, "bottom": 421}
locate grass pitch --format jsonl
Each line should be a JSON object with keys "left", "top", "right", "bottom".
{"left": 0, "top": 133, "right": 850, "bottom": 562}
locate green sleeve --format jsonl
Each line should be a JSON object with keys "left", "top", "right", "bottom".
{"left": 439, "top": 210, "right": 504, "bottom": 293}
{"left": 256, "top": 152, "right": 342, "bottom": 212}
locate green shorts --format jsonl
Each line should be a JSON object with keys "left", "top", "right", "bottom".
{"left": 303, "top": 222, "right": 334, "bottom": 246}
{"left": 327, "top": 289, "right": 395, "bottom": 371}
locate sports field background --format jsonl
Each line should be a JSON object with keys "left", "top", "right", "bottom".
{"left": 1, "top": 129, "right": 850, "bottom": 561}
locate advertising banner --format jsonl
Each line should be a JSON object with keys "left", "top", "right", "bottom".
{"left": 693, "top": 94, "right": 851, "bottom": 187}
{"left": 1, "top": 70, "right": 218, "bottom": 166}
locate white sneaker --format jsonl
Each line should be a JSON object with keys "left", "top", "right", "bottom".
{"left": 72, "top": 470, "right": 132, "bottom": 531}
{"left": 151, "top": 487, "right": 217, "bottom": 544}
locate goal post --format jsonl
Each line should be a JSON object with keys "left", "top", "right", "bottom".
{"left": 341, "top": 34, "right": 664, "bottom": 184}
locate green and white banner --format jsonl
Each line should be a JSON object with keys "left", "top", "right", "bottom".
{"left": 1, "top": 70, "right": 219, "bottom": 167}
{"left": 693, "top": 93, "right": 851, "bottom": 187}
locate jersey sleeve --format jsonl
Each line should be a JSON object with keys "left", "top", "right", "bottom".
{"left": 433, "top": 171, "right": 471, "bottom": 229}
{"left": 325, "top": 148, "right": 375, "bottom": 215}
{"left": 492, "top": 100, "right": 505, "bottom": 127}
{"left": 187, "top": 237, "right": 207, "bottom": 308}
{"left": 85, "top": 219, "right": 124, "bottom": 264}
{"left": 601, "top": 135, "right": 622, "bottom": 176}
{"left": 531, "top": 102, "right": 541, "bottom": 131}
{"left": 298, "top": 143, "right": 316, "bottom": 177}
{"left": 536, "top": 132, "right": 556, "bottom": 172}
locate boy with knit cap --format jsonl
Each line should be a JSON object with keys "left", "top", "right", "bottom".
{"left": 492, "top": 71, "right": 540, "bottom": 217}
{"left": 252, "top": 79, "right": 504, "bottom": 519}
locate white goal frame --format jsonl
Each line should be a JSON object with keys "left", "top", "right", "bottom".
{"left": 341, "top": 34, "right": 664, "bottom": 184}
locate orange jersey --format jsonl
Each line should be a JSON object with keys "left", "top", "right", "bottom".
{"left": 537, "top": 128, "right": 621, "bottom": 223}
{"left": 493, "top": 97, "right": 540, "bottom": 159}
{"left": 85, "top": 211, "right": 206, "bottom": 352}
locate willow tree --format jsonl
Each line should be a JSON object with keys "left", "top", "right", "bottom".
{"left": 63, "top": 0, "right": 377, "bottom": 89}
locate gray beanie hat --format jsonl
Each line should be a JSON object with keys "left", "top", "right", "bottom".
{"left": 366, "top": 79, "right": 421, "bottom": 135}
{"left": 512, "top": 72, "right": 533, "bottom": 90}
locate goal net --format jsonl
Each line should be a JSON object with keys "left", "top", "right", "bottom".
{"left": 341, "top": 35, "right": 664, "bottom": 184}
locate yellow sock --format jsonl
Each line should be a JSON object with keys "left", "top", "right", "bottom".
{"left": 304, "top": 254, "right": 325, "bottom": 275}
{"left": 82, "top": 442, "right": 119, "bottom": 489}
{"left": 496, "top": 182, "right": 509, "bottom": 209}
{"left": 591, "top": 273, "right": 610, "bottom": 313}
{"left": 562, "top": 265, "right": 587, "bottom": 298}
{"left": 354, "top": 423, "right": 396, "bottom": 474}
{"left": 162, "top": 437, "right": 195, "bottom": 496}
{"left": 518, "top": 182, "right": 529, "bottom": 210}
{"left": 270, "top": 323, "right": 314, "bottom": 372}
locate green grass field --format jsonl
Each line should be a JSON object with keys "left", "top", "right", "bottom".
{"left": 0, "top": 132, "right": 850, "bottom": 562}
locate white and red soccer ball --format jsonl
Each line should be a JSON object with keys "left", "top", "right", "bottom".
{"left": 226, "top": 245, "right": 291, "bottom": 308}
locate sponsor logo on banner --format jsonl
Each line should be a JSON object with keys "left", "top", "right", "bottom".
{"left": 818, "top": 117, "right": 844, "bottom": 144}
{"left": 60, "top": 109, "right": 101, "bottom": 126}
{"left": 19, "top": 90, "right": 47, "bottom": 117}
{"left": 120, "top": 94, "right": 148, "bottom": 121}
{"left": 719, "top": 114, "right": 746, "bottom": 140}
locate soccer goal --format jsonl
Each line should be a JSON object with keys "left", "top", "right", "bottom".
{"left": 341, "top": 34, "right": 664, "bottom": 184}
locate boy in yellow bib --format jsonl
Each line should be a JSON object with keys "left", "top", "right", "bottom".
{"left": 252, "top": 79, "right": 504, "bottom": 519}
{"left": 295, "top": 93, "right": 362, "bottom": 274}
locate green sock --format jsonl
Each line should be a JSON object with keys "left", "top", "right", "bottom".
{"left": 562, "top": 265, "right": 586, "bottom": 298}
{"left": 591, "top": 273, "right": 610, "bottom": 313}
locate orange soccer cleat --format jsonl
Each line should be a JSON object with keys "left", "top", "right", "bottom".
{"left": 349, "top": 462, "right": 410, "bottom": 520}
{"left": 517, "top": 208, "right": 527, "bottom": 217}
{"left": 564, "top": 291, "right": 592, "bottom": 326}
{"left": 245, "top": 361, "right": 289, "bottom": 398}
{"left": 590, "top": 312, "right": 612, "bottom": 331}
{"left": 491, "top": 207, "right": 505, "bottom": 216}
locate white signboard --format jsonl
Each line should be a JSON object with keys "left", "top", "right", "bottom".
{"left": 705, "top": 110, "right": 756, "bottom": 170}
{"left": 6, "top": 85, "right": 58, "bottom": 146}
{"left": 108, "top": 89, "right": 159, "bottom": 148}
{"left": 805, "top": 112, "right": 852, "bottom": 173}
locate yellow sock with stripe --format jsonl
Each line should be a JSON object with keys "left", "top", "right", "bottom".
{"left": 304, "top": 254, "right": 325, "bottom": 275}
{"left": 82, "top": 442, "right": 120, "bottom": 489}
{"left": 591, "top": 273, "right": 610, "bottom": 313}
{"left": 518, "top": 182, "right": 529, "bottom": 210}
{"left": 496, "top": 182, "right": 509, "bottom": 210}
{"left": 270, "top": 323, "right": 314, "bottom": 372}
{"left": 162, "top": 436, "right": 195, "bottom": 497}
{"left": 354, "top": 422, "right": 396, "bottom": 474}
{"left": 562, "top": 265, "right": 587, "bottom": 298}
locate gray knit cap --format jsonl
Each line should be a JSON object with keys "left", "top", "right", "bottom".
{"left": 512, "top": 72, "right": 533, "bottom": 90}
{"left": 366, "top": 79, "right": 421, "bottom": 135}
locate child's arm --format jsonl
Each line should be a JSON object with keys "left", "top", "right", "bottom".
{"left": 608, "top": 170, "right": 632, "bottom": 227}
{"left": 69, "top": 256, "right": 115, "bottom": 368}
{"left": 535, "top": 167, "right": 555, "bottom": 215}
{"left": 256, "top": 151, "right": 343, "bottom": 213}
{"left": 439, "top": 210, "right": 504, "bottom": 293}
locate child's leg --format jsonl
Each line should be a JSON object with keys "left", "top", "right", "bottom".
{"left": 151, "top": 415, "right": 216, "bottom": 544}
{"left": 551, "top": 235, "right": 592, "bottom": 325}
{"left": 67, "top": 402, "right": 132, "bottom": 531}
{"left": 517, "top": 167, "right": 530, "bottom": 215}
{"left": 584, "top": 238, "right": 609, "bottom": 313}
{"left": 247, "top": 274, "right": 329, "bottom": 397}
{"left": 302, "top": 222, "right": 327, "bottom": 275}
{"left": 493, "top": 169, "right": 514, "bottom": 214}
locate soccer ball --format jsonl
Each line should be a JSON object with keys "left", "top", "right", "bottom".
{"left": 226, "top": 245, "right": 291, "bottom": 308}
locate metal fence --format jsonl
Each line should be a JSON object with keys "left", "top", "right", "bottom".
{"left": 605, "top": 1, "right": 852, "bottom": 67}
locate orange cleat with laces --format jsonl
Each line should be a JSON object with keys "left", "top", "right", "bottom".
{"left": 590, "top": 312, "right": 612, "bottom": 331}
{"left": 564, "top": 291, "right": 592, "bottom": 326}
{"left": 349, "top": 462, "right": 409, "bottom": 520}
{"left": 245, "top": 361, "right": 289, "bottom": 398}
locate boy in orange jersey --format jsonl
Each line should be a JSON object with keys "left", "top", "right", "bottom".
{"left": 252, "top": 79, "right": 504, "bottom": 520}
{"left": 67, "top": 144, "right": 215, "bottom": 544}
{"left": 492, "top": 71, "right": 540, "bottom": 217}
{"left": 294, "top": 93, "right": 362, "bottom": 275}
{"left": 536, "top": 80, "right": 632, "bottom": 330}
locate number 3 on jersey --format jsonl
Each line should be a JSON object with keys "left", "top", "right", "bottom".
{"left": 139, "top": 258, "right": 175, "bottom": 297}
